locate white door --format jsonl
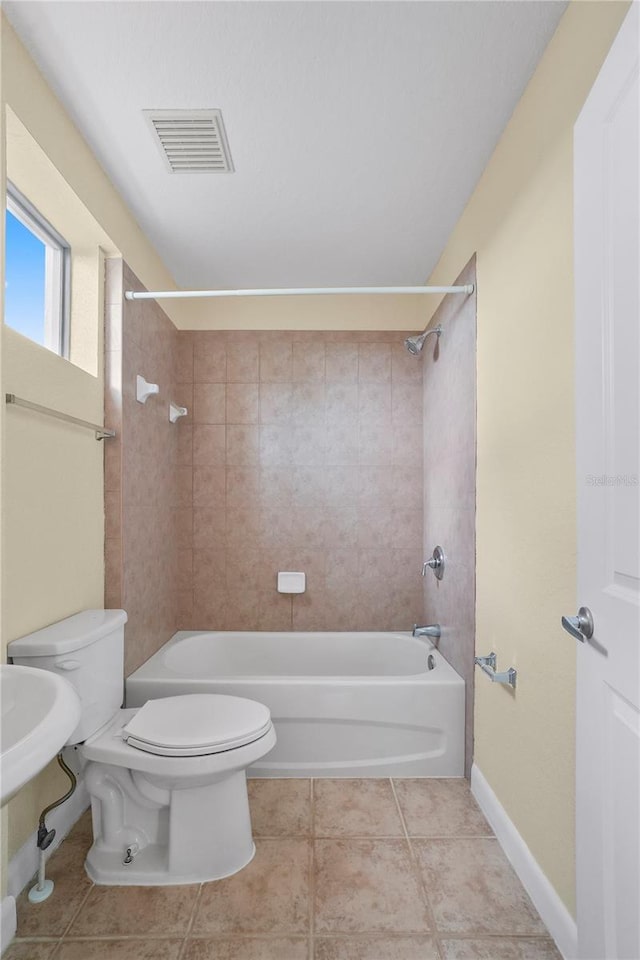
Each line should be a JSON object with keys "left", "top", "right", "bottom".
{"left": 573, "top": 6, "right": 640, "bottom": 959}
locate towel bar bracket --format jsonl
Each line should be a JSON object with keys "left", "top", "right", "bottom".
{"left": 475, "top": 652, "right": 517, "bottom": 689}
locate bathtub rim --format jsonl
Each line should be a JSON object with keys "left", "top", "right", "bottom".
{"left": 126, "top": 629, "right": 465, "bottom": 686}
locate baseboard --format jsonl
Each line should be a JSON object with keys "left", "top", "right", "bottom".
{"left": 471, "top": 764, "right": 577, "bottom": 960}
{"left": 7, "top": 781, "right": 90, "bottom": 900}
{"left": 0, "top": 896, "right": 16, "bottom": 956}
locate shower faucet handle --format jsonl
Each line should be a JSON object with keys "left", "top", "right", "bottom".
{"left": 422, "top": 546, "right": 445, "bottom": 580}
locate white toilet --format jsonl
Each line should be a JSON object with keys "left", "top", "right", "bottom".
{"left": 9, "top": 609, "right": 276, "bottom": 885}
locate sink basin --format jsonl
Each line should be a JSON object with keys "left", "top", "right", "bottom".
{"left": 1, "top": 664, "right": 81, "bottom": 805}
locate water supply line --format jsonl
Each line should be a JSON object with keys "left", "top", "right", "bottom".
{"left": 28, "top": 753, "right": 77, "bottom": 904}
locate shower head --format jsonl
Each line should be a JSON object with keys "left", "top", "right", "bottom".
{"left": 404, "top": 325, "right": 442, "bottom": 355}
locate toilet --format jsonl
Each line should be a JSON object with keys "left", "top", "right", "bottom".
{"left": 8, "top": 609, "right": 276, "bottom": 885}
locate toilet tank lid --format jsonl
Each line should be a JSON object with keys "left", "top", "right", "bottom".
{"left": 8, "top": 610, "right": 128, "bottom": 658}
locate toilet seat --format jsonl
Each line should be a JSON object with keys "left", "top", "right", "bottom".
{"left": 83, "top": 707, "right": 276, "bottom": 785}
{"left": 122, "top": 694, "right": 272, "bottom": 757}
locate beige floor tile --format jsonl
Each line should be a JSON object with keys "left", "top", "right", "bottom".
{"left": 314, "top": 936, "right": 438, "bottom": 959}
{"left": 65, "top": 809, "right": 94, "bottom": 845}
{"left": 192, "top": 839, "right": 311, "bottom": 935}
{"left": 393, "top": 780, "right": 492, "bottom": 837}
{"left": 413, "top": 840, "right": 548, "bottom": 936}
{"left": 439, "top": 939, "right": 562, "bottom": 959}
{"left": 57, "top": 940, "right": 183, "bottom": 959}
{"left": 248, "top": 779, "right": 311, "bottom": 836}
{"left": 3, "top": 943, "right": 57, "bottom": 960}
{"left": 314, "top": 781, "right": 403, "bottom": 838}
{"left": 16, "top": 837, "right": 92, "bottom": 938}
{"left": 183, "top": 938, "right": 309, "bottom": 959}
{"left": 314, "top": 839, "right": 430, "bottom": 935}
{"left": 68, "top": 885, "right": 199, "bottom": 938}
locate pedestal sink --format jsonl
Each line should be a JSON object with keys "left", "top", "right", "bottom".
{"left": 0, "top": 664, "right": 81, "bottom": 805}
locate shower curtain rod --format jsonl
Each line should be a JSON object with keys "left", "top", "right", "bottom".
{"left": 124, "top": 284, "right": 475, "bottom": 301}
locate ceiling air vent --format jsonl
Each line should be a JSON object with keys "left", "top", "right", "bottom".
{"left": 143, "top": 109, "right": 234, "bottom": 174}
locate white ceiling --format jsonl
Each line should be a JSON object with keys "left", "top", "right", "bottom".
{"left": 4, "top": 1, "right": 567, "bottom": 289}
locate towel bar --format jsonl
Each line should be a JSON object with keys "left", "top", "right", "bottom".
{"left": 6, "top": 393, "right": 115, "bottom": 441}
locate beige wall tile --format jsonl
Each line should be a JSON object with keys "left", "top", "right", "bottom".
{"left": 194, "top": 335, "right": 226, "bottom": 382}
{"left": 227, "top": 425, "right": 260, "bottom": 466}
{"left": 260, "top": 340, "right": 293, "bottom": 382}
{"left": 358, "top": 343, "right": 392, "bottom": 382}
{"left": 293, "top": 341, "right": 325, "bottom": 382}
{"left": 226, "top": 383, "right": 259, "bottom": 424}
{"left": 174, "top": 333, "right": 194, "bottom": 383}
{"left": 227, "top": 340, "right": 259, "bottom": 382}
{"left": 194, "top": 383, "right": 226, "bottom": 424}
{"left": 193, "top": 424, "right": 226, "bottom": 465}
{"left": 260, "top": 382, "right": 293, "bottom": 424}
{"left": 325, "top": 342, "right": 358, "bottom": 382}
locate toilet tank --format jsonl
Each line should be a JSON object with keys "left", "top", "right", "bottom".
{"left": 8, "top": 609, "right": 128, "bottom": 745}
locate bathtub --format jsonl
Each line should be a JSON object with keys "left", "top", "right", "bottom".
{"left": 126, "top": 631, "right": 465, "bottom": 777}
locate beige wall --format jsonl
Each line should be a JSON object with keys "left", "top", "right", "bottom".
{"left": 0, "top": 18, "right": 175, "bottom": 867}
{"left": 427, "top": 1, "right": 630, "bottom": 917}
{"left": 1, "top": 330, "right": 106, "bottom": 858}
{"left": 175, "top": 293, "right": 423, "bottom": 333}
{"left": 0, "top": 11, "right": 7, "bottom": 899}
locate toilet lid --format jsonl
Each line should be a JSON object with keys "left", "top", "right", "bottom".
{"left": 122, "top": 694, "right": 272, "bottom": 757}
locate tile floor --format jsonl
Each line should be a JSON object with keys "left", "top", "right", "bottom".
{"left": 7, "top": 779, "right": 561, "bottom": 960}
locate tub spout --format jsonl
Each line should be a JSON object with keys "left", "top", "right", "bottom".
{"left": 413, "top": 624, "right": 441, "bottom": 643}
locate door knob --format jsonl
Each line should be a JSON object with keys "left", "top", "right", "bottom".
{"left": 561, "top": 606, "right": 594, "bottom": 642}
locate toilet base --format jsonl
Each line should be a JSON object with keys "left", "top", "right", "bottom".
{"left": 86, "top": 840, "right": 256, "bottom": 886}
{"left": 84, "top": 763, "right": 259, "bottom": 885}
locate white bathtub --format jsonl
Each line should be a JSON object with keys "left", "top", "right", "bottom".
{"left": 126, "top": 631, "right": 465, "bottom": 777}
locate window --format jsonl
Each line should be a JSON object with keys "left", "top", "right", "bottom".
{"left": 4, "top": 183, "right": 70, "bottom": 356}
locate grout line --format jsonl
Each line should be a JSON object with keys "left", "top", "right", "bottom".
{"left": 58, "top": 881, "right": 95, "bottom": 942}
{"left": 309, "top": 778, "right": 315, "bottom": 960}
{"left": 401, "top": 834, "right": 495, "bottom": 841}
{"left": 389, "top": 778, "right": 443, "bottom": 960}
{"left": 10, "top": 937, "right": 61, "bottom": 943}
{"left": 49, "top": 932, "right": 559, "bottom": 943}
{"left": 58, "top": 933, "right": 311, "bottom": 942}
{"left": 47, "top": 877, "right": 95, "bottom": 960}
{"left": 177, "top": 882, "right": 204, "bottom": 960}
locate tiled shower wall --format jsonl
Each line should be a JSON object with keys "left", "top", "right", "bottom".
{"left": 173, "top": 331, "right": 425, "bottom": 631}
{"left": 422, "top": 256, "right": 477, "bottom": 774}
{"left": 104, "top": 261, "right": 179, "bottom": 674}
